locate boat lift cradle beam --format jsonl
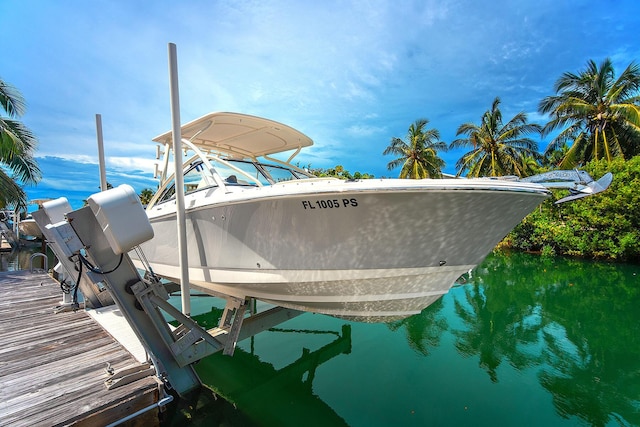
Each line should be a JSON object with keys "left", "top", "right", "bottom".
{"left": 37, "top": 189, "right": 301, "bottom": 396}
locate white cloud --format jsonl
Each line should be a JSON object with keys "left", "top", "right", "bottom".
{"left": 346, "top": 124, "right": 387, "bottom": 138}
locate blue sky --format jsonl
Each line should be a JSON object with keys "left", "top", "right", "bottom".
{"left": 2, "top": 0, "right": 639, "bottom": 209}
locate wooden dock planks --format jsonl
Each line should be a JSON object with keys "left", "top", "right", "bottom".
{"left": 0, "top": 270, "right": 161, "bottom": 426}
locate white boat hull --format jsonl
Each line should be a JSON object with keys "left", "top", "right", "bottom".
{"left": 18, "top": 218, "right": 43, "bottom": 240}
{"left": 135, "top": 179, "right": 548, "bottom": 321}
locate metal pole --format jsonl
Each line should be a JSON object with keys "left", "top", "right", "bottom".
{"left": 106, "top": 395, "right": 174, "bottom": 427}
{"left": 95, "top": 114, "right": 108, "bottom": 191}
{"left": 168, "top": 42, "right": 191, "bottom": 316}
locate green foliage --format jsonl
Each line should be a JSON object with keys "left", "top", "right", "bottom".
{"left": 309, "top": 164, "right": 374, "bottom": 180}
{"left": 506, "top": 156, "right": 640, "bottom": 261}
{"left": 0, "top": 78, "right": 41, "bottom": 210}
{"left": 138, "top": 188, "right": 154, "bottom": 205}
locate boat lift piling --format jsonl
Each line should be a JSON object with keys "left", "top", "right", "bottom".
{"left": 96, "top": 113, "right": 108, "bottom": 192}
{"left": 167, "top": 42, "right": 191, "bottom": 316}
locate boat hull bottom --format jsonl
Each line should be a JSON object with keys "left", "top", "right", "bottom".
{"left": 261, "top": 294, "right": 445, "bottom": 323}
{"left": 142, "top": 263, "right": 473, "bottom": 323}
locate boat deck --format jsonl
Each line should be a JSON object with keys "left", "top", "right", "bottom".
{"left": 0, "top": 270, "right": 160, "bottom": 426}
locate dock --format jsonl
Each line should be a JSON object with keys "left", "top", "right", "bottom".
{"left": 0, "top": 221, "right": 15, "bottom": 251}
{"left": 0, "top": 270, "right": 162, "bottom": 426}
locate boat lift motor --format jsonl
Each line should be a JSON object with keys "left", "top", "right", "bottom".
{"left": 87, "top": 184, "right": 154, "bottom": 255}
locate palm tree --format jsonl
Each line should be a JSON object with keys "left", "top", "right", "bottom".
{"left": 384, "top": 118, "right": 447, "bottom": 179}
{"left": 138, "top": 188, "right": 154, "bottom": 205}
{"left": 450, "top": 97, "right": 541, "bottom": 177}
{"left": 0, "top": 78, "right": 41, "bottom": 209}
{"left": 543, "top": 143, "right": 569, "bottom": 168}
{"left": 539, "top": 58, "right": 640, "bottom": 168}
{"left": 520, "top": 153, "right": 541, "bottom": 177}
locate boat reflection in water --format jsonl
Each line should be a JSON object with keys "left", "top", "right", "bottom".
{"left": 163, "top": 303, "right": 352, "bottom": 426}
{"left": 162, "top": 252, "right": 640, "bottom": 427}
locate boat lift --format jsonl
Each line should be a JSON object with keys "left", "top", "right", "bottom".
{"left": 30, "top": 44, "right": 300, "bottom": 397}
{"left": 34, "top": 185, "right": 302, "bottom": 397}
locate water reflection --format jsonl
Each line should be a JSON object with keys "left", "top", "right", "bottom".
{"left": 0, "top": 244, "right": 52, "bottom": 272}
{"left": 387, "top": 297, "right": 448, "bottom": 356}
{"left": 449, "top": 252, "right": 640, "bottom": 426}
{"left": 166, "top": 307, "right": 353, "bottom": 427}
{"left": 452, "top": 253, "right": 545, "bottom": 382}
{"left": 134, "top": 251, "right": 640, "bottom": 426}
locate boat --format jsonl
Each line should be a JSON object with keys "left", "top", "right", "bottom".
{"left": 17, "top": 200, "right": 53, "bottom": 241}
{"left": 18, "top": 215, "right": 43, "bottom": 240}
{"left": 131, "top": 112, "right": 561, "bottom": 322}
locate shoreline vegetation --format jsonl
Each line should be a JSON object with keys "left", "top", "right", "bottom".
{"left": 502, "top": 157, "right": 640, "bottom": 263}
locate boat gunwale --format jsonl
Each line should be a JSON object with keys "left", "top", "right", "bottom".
{"left": 146, "top": 181, "right": 550, "bottom": 221}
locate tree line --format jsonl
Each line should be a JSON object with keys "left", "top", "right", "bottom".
{"left": 384, "top": 58, "right": 639, "bottom": 179}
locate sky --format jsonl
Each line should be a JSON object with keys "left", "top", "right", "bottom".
{"left": 2, "top": 0, "right": 639, "bottom": 209}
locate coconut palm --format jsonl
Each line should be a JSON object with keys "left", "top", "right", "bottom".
{"left": 543, "top": 144, "right": 570, "bottom": 168}
{"left": 0, "top": 78, "right": 41, "bottom": 209}
{"left": 450, "top": 97, "right": 542, "bottom": 177}
{"left": 138, "top": 188, "right": 154, "bottom": 205}
{"left": 520, "top": 153, "right": 541, "bottom": 177}
{"left": 384, "top": 118, "right": 447, "bottom": 179}
{"left": 539, "top": 58, "right": 640, "bottom": 168}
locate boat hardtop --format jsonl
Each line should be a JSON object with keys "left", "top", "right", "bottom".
{"left": 152, "top": 112, "right": 314, "bottom": 159}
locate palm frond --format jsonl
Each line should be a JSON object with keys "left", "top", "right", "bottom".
{"left": 0, "top": 80, "right": 27, "bottom": 117}
{"left": 538, "top": 58, "right": 640, "bottom": 166}
{"left": 0, "top": 168, "right": 27, "bottom": 210}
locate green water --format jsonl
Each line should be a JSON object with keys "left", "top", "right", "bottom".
{"left": 161, "top": 252, "right": 640, "bottom": 426}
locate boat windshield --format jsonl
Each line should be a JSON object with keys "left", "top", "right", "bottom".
{"left": 212, "top": 159, "right": 312, "bottom": 185}
{"left": 154, "top": 158, "right": 313, "bottom": 206}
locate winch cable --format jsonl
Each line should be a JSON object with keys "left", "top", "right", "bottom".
{"left": 132, "top": 245, "right": 160, "bottom": 283}
{"left": 59, "top": 277, "right": 74, "bottom": 295}
{"left": 73, "top": 258, "right": 82, "bottom": 310}
{"left": 79, "top": 252, "right": 124, "bottom": 275}
{"left": 63, "top": 252, "right": 124, "bottom": 311}
{"left": 60, "top": 257, "right": 83, "bottom": 311}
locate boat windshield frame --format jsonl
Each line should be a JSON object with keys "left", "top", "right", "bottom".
{"left": 147, "top": 113, "right": 316, "bottom": 210}
{"left": 147, "top": 152, "right": 315, "bottom": 210}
